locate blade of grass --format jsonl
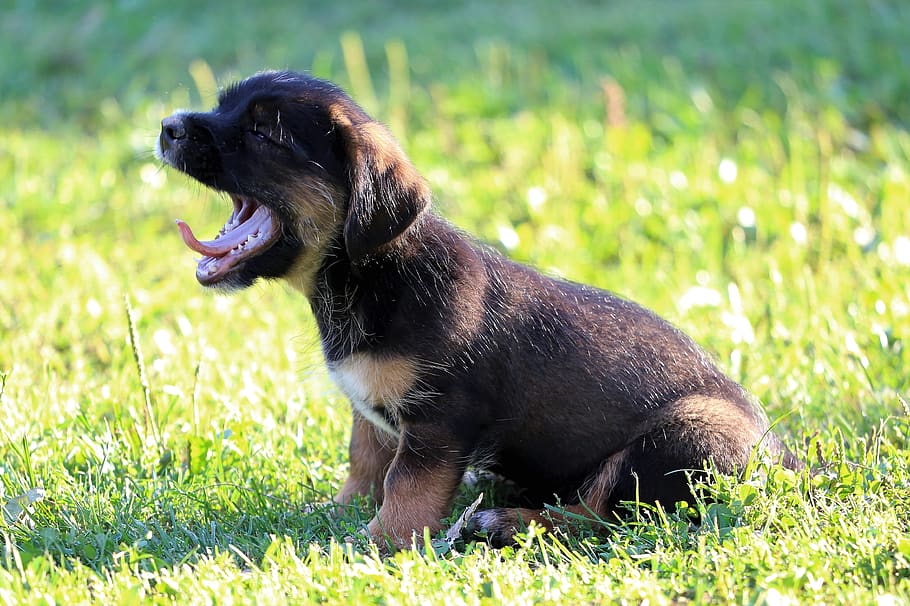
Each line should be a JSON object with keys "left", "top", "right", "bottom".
{"left": 124, "top": 294, "right": 162, "bottom": 451}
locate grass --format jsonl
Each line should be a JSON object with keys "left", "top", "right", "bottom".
{"left": 1, "top": 0, "right": 909, "bottom": 603}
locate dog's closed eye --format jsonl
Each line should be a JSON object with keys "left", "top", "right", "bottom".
{"left": 246, "top": 102, "right": 285, "bottom": 145}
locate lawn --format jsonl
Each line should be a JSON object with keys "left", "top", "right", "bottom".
{"left": 1, "top": 0, "right": 909, "bottom": 603}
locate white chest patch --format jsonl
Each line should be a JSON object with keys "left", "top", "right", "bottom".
{"left": 328, "top": 353, "right": 417, "bottom": 438}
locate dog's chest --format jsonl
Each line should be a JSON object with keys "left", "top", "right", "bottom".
{"left": 328, "top": 353, "right": 417, "bottom": 437}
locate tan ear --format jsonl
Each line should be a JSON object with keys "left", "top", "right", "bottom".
{"left": 331, "top": 107, "right": 431, "bottom": 265}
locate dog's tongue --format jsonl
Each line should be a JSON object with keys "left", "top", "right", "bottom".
{"left": 176, "top": 205, "right": 273, "bottom": 256}
{"left": 175, "top": 196, "right": 282, "bottom": 284}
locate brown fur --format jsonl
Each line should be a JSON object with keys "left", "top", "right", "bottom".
{"left": 282, "top": 178, "right": 345, "bottom": 297}
{"left": 336, "top": 412, "right": 397, "bottom": 505}
{"left": 367, "top": 434, "right": 464, "bottom": 550}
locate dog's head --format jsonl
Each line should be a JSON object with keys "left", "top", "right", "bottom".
{"left": 156, "top": 70, "right": 430, "bottom": 291}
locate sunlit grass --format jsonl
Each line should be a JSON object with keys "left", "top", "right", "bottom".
{"left": 1, "top": 1, "right": 909, "bottom": 603}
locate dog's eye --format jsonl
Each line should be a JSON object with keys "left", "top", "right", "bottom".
{"left": 249, "top": 124, "right": 270, "bottom": 141}
{"left": 247, "top": 123, "right": 287, "bottom": 148}
{"left": 247, "top": 101, "right": 286, "bottom": 144}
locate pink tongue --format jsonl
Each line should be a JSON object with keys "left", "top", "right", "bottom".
{"left": 176, "top": 206, "right": 273, "bottom": 256}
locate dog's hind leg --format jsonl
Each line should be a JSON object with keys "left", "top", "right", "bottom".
{"left": 470, "top": 394, "right": 793, "bottom": 546}
{"left": 468, "top": 447, "right": 630, "bottom": 547}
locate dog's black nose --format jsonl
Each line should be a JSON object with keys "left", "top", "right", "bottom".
{"left": 159, "top": 115, "right": 187, "bottom": 152}
{"left": 162, "top": 115, "right": 186, "bottom": 140}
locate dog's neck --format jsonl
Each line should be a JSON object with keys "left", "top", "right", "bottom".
{"left": 298, "top": 213, "right": 474, "bottom": 364}
{"left": 303, "top": 223, "right": 420, "bottom": 362}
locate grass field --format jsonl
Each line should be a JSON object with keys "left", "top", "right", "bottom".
{"left": 2, "top": 0, "right": 910, "bottom": 603}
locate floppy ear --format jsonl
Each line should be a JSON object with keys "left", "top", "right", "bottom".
{"left": 330, "top": 107, "right": 431, "bottom": 265}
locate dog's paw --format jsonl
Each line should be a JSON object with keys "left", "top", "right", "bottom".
{"left": 465, "top": 508, "right": 524, "bottom": 548}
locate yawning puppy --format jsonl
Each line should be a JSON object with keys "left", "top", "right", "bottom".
{"left": 156, "top": 70, "right": 799, "bottom": 550}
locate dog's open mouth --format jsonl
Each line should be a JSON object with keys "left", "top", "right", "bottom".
{"left": 176, "top": 195, "right": 281, "bottom": 285}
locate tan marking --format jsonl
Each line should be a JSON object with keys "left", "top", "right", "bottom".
{"left": 328, "top": 103, "right": 431, "bottom": 202}
{"left": 355, "top": 122, "right": 431, "bottom": 199}
{"left": 335, "top": 412, "right": 397, "bottom": 506}
{"left": 580, "top": 446, "right": 629, "bottom": 512}
{"left": 357, "top": 122, "right": 400, "bottom": 174}
{"left": 327, "top": 103, "right": 354, "bottom": 129}
{"left": 329, "top": 353, "right": 418, "bottom": 437}
{"left": 279, "top": 177, "right": 344, "bottom": 298}
{"left": 283, "top": 250, "right": 324, "bottom": 299}
{"left": 367, "top": 454, "right": 462, "bottom": 550}
{"left": 355, "top": 124, "right": 430, "bottom": 203}
{"left": 666, "top": 395, "right": 766, "bottom": 463}
{"left": 330, "top": 353, "right": 417, "bottom": 407}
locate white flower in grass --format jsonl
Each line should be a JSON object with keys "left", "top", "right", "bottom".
{"left": 719, "top": 158, "right": 737, "bottom": 183}
{"left": 789, "top": 222, "right": 807, "bottom": 245}
{"left": 669, "top": 170, "right": 688, "bottom": 189}
{"left": 828, "top": 183, "right": 860, "bottom": 219}
{"left": 526, "top": 186, "right": 547, "bottom": 211}
{"left": 722, "top": 283, "right": 754, "bottom": 344}
{"left": 894, "top": 236, "right": 910, "bottom": 265}
{"left": 853, "top": 226, "right": 876, "bottom": 248}
{"left": 497, "top": 225, "right": 520, "bottom": 250}
{"left": 678, "top": 286, "right": 722, "bottom": 312}
{"left": 153, "top": 328, "right": 176, "bottom": 356}
{"left": 737, "top": 206, "right": 756, "bottom": 228}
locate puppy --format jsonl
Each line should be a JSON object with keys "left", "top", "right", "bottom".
{"left": 156, "top": 70, "right": 799, "bottom": 549}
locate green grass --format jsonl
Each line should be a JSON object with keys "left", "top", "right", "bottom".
{"left": 2, "top": 0, "right": 910, "bottom": 603}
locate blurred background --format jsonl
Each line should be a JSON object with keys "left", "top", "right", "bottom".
{"left": 1, "top": 0, "right": 909, "bottom": 568}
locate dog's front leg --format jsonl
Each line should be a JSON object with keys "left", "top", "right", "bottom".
{"left": 335, "top": 411, "right": 397, "bottom": 506}
{"left": 366, "top": 422, "right": 468, "bottom": 551}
